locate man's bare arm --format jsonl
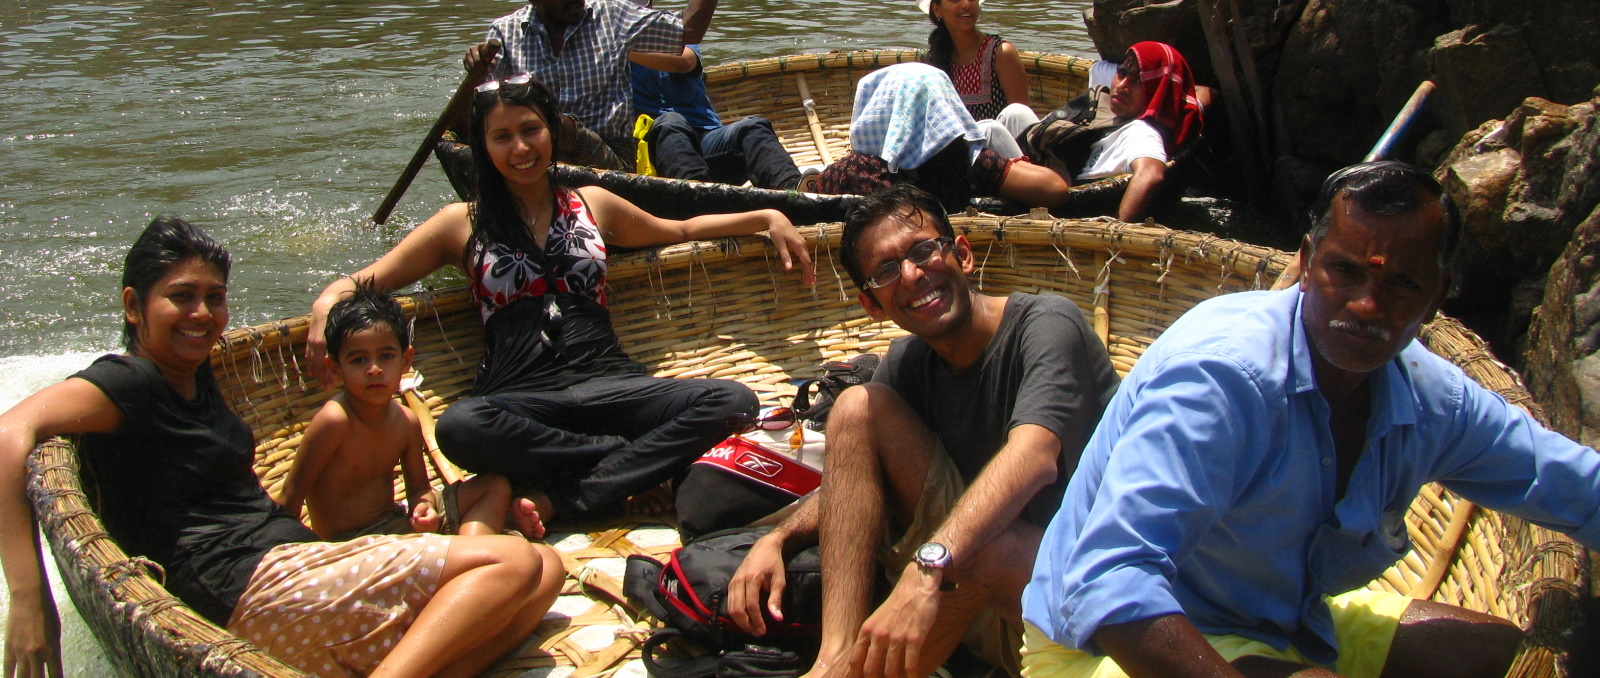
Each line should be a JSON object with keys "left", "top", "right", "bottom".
{"left": 629, "top": 46, "right": 698, "bottom": 74}
{"left": 681, "top": 0, "right": 717, "bottom": 45}
{"left": 727, "top": 493, "right": 819, "bottom": 635}
{"left": 1117, "top": 157, "right": 1166, "bottom": 223}
{"left": 928, "top": 423, "right": 1059, "bottom": 577}
{"left": 1097, "top": 615, "right": 1335, "bottom": 678}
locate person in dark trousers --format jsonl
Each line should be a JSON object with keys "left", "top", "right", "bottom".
{"left": 631, "top": 44, "right": 804, "bottom": 190}
{"left": 306, "top": 76, "right": 813, "bottom": 526}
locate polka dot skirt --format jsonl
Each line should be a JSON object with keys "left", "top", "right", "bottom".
{"left": 226, "top": 533, "right": 451, "bottom": 676}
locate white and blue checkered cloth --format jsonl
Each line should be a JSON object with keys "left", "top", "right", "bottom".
{"left": 848, "top": 63, "right": 985, "bottom": 172}
{"left": 488, "top": 0, "right": 683, "bottom": 143}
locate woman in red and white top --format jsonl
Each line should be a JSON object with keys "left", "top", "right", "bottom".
{"left": 306, "top": 75, "right": 815, "bottom": 529}
{"left": 920, "top": 0, "right": 1039, "bottom": 158}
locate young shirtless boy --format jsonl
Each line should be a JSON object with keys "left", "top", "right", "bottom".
{"left": 281, "top": 285, "right": 543, "bottom": 540}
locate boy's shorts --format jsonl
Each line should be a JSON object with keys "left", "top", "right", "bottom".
{"left": 883, "top": 442, "right": 1025, "bottom": 677}
{"left": 329, "top": 482, "right": 462, "bottom": 541}
{"left": 1020, "top": 588, "right": 1411, "bottom": 678}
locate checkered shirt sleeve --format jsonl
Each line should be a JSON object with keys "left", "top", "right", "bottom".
{"left": 485, "top": 0, "right": 683, "bottom": 142}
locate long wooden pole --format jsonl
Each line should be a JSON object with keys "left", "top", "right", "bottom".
{"left": 794, "top": 72, "right": 833, "bottom": 165}
{"left": 1365, "top": 80, "right": 1436, "bottom": 163}
{"left": 371, "top": 39, "right": 501, "bottom": 225}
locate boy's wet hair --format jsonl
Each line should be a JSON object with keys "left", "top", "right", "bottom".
{"left": 324, "top": 278, "right": 410, "bottom": 360}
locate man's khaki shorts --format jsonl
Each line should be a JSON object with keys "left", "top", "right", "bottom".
{"left": 882, "top": 441, "right": 1025, "bottom": 677}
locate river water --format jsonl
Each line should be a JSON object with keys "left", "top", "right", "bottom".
{"left": 1, "top": 0, "right": 1094, "bottom": 673}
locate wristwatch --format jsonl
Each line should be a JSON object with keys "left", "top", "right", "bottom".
{"left": 913, "top": 541, "right": 952, "bottom": 569}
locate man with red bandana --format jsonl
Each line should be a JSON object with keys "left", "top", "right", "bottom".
{"left": 725, "top": 184, "right": 1120, "bottom": 678}
{"left": 1078, "top": 41, "right": 1207, "bottom": 223}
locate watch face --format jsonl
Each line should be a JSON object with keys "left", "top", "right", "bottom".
{"left": 916, "top": 542, "right": 948, "bottom": 565}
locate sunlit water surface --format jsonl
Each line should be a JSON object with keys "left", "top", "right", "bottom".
{"left": 0, "top": 0, "right": 1093, "bottom": 672}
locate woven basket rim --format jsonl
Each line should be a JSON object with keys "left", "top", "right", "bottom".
{"left": 25, "top": 216, "right": 1583, "bottom": 677}
{"left": 701, "top": 48, "right": 1096, "bottom": 83}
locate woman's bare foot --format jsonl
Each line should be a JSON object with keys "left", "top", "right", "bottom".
{"left": 510, "top": 497, "right": 546, "bottom": 540}
{"left": 625, "top": 482, "right": 675, "bottom": 515}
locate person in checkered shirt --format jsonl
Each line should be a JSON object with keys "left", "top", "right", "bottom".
{"left": 463, "top": 0, "right": 718, "bottom": 171}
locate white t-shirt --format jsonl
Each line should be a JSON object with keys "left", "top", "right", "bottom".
{"left": 1077, "top": 119, "right": 1167, "bottom": 181}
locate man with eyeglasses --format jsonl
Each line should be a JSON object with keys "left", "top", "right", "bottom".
{"left": 726, "top": 184, "right": 1120, "bottom": 677}
{"left": 463, "top": 0, "right": 718, "bottom": 171}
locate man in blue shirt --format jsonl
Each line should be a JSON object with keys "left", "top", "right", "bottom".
{"left": 630, "top": 44, "right": 804, "bottom": 190}
{"left": 1020, "top": 161, "right": 1600, "bottom": 678}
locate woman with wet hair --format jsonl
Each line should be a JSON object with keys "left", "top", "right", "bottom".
{"left": 306, "top": 75, "right": 814, "bottom": 529}
{"left": 0, "top": 217, "right": 563, "bottom": 677}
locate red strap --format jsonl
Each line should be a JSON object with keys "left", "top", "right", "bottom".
{"left": 694, "top": 436, "right": 821, "bottom": 497}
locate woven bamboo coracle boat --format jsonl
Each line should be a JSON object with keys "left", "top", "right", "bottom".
{"left": 436, "top": 50, "right": 1137, "bottom": 222}
{"left": 26, "top": 215, "right": 1587, "bottom": 677}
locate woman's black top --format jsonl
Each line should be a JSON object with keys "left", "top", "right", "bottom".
{"left": 71, "top": 355, "right": 315, "bottom": 624}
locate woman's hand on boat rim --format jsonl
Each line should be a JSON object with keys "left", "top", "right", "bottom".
{"left": 4, "top": 589, "right": 63, "bottom": 678}
{"left": 305, "top": 278, "right": 355, "bottom": 391}
{"left": 767, "top": 218, "right": 816, "bottom": 287}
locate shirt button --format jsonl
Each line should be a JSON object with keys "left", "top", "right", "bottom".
{"left": 1322, "top": 457, "right": 1332, "bottom": 467}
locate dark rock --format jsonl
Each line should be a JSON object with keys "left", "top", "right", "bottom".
{"left": 1438, "top": 91, "right": 1600, "bottom": 356}
{"left": 1086, "top": 0, "right": 1214, "bottom": 83}
{"left": 1269, "top": 153, "right": 1338, "bottom": 227}
{"left": 1428, "top": 24, "right": 1548, "bottom": 140}
{"left": 1524, "top": 204, "right": 1600, "bottom": 449}
{"left": 1415, "top": 129, "right": 1453, "bottom": 168}
{"left": 1271, "top": 0, "right": 1450, "bottom": 165}
{"left": 1442, "top": 0, "right": 1600, "bottom": 107}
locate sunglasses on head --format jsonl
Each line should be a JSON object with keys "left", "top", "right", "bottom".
{"left": 475, "top": 73, "right": 533, "bottom": 93}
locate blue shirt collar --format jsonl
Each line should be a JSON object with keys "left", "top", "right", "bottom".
{"left": 1288, "top": 286, "right": 1318, "bottom": 396}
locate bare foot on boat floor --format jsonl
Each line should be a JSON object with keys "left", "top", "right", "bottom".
{"left": 511, "top": 497, "right": 546, "bottom": 540}
{"left": 509, "top": 490, "right": 553, "bottom": 540}
{"left": 625, "top": 482, "right": 674, "bottom": 515}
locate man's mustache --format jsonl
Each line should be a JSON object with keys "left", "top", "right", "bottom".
{"left": 1328, "top": 318, "right": 1392, "bottom": 342}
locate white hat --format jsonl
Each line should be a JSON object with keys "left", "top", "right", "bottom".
{"left": 917, "top": 0, "right": 983, "bottom": 15}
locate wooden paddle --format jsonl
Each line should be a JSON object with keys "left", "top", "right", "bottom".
{"left": 371, "top": 39, "right": 502, "bottom": 225}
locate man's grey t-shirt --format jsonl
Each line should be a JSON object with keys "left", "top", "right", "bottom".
{"left": 873, "top": 292, "right": 1120, "bottom": 527}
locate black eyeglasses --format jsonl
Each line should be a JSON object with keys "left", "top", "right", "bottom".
{"left": 864, "top": 237, "right": 954, "bottom": 289}
{"left": 476, "top": 73, "right": 533, "bottom": 93}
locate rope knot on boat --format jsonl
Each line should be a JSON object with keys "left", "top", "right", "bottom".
{"left": 100, "top": 556, "right": 167, "bottom": 587}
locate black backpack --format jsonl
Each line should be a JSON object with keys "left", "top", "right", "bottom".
{"left": 791, "top": 353, "right": 880, "bottom": 431}
{"left": 1017, "top": 84, "right": 1124, "bottom": 180}
{"left": 624, "top": 527, "right": 823, "bottom": 677}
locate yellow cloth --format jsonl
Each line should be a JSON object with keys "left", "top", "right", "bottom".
{"left": 1020, "top": 589, "right": 1410, "bottom": 678}
{"left": 633, "top": 113, "right": 656, "bottom": 176}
